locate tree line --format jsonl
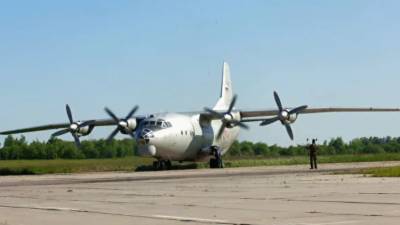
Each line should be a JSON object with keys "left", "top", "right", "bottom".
{"left": 1, "top": 135, "right": 400, "bottom": 160}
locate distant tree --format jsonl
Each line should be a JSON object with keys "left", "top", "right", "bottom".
{"left": 240, "top": 141, "right": 254, "bottom": 156}
{"left": 228, "top": 141, "right": 241, "bottom": 156}
{"left": 364, "top": 144, "right": 385, "bottom": 154}
{"left": 253, "top": 142, "right": 269, "bottom": 156}
{"left": 329, "top": 137, "right": 346, "bottom": 154}
{"left": 81, "top": 141, "right": 98, "bottom": 158}
{"left": 0, "top": 135, "right": 398, "bottom": 160}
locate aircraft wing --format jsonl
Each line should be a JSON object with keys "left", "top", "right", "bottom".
{"left": 240, "top": 107, "right": 400, "bottom": 122}
{"left": 0, "top": 119, "right": 117, "bottom": 135}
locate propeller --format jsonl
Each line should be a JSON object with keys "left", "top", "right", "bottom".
{"left": 260, "top": 91, "right": 308, "bottom": 140}
{"left": 204, "top": 95, "right": 249, "bottom": 139}
{"left": 104, "top": 106, "right": 139, "bottom": 142}
{"left": 50, "top": 104, "right": 96, "bottom": 148}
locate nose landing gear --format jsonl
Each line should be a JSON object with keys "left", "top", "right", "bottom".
{"left": 153, "top": 160, "right": 172, "bottom": 170}
{"left": 209, "top": 146, "right": 223, "bottom": 169}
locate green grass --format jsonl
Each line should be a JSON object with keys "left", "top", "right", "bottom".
{"left": 1, "top": 153, "right": 400, "bottom": 175}
{"left": 356, "top": 166, "right": 400, "bottom": 177}
{"left": 222, "top": 153, "right": 400, "bottom": 168}
{"left": 0, "top": 157, "right": 153, "bottom": 175}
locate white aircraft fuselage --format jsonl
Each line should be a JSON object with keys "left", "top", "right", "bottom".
{"left": 135, "top": 112, "right": 240, "bottom": 161}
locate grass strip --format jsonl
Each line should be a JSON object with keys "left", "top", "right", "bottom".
{"left": 0, "top": 153, "right": 399, "bottom": 175}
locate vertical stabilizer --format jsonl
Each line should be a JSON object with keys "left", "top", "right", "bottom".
{"left": 214, "top": 62, "right": 233, "bottom": 110}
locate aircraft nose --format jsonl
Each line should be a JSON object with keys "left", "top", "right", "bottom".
{"left": 136, "top": 128, "right": 159, "bottom": 157}
{"left": 137, "top": 128, "right": 155, "bottom": 145}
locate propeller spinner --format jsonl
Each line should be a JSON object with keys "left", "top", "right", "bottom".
{"left": 260, "top": 91, "right": 307, "bottom": 140}
{"left": 50, "top": 104, "right": 96, "bottom": 148}
{"left": 204, "top": 95, "right": 249, "bottom": 139}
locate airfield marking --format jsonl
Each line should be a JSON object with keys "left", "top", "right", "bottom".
{"left": 0, "top": 204, "right": 245, "bottom": 225}
{"left": 152, "top": 215, "right": 232, "bottom": 224}
{"left": 296, "top": 221, "right": 362, "bottom": 225}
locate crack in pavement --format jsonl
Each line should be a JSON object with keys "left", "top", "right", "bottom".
{"left": 0, "top": 204, "right": 256, "bottom": 225}
{"left": 275, "top": 198, "right": 400, "bottom": 206}
{"left": 0, "top": 194, "right": 269, "bottom": 213}
{"left": 306, "top": 210, "right": 400, "bottom": 218}
{"left": 358, "top": 192, "right": 400, "bottom": 195}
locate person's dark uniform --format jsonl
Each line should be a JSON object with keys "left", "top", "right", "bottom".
{"left": 308, "top": 139, "right": 318, "bottom": 169}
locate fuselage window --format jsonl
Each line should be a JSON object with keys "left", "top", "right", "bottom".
{"left": 181, "top": 131, "right": 183, "bottom": 135}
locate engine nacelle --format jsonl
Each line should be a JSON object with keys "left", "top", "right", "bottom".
{"left": 126, "top": 118, "right": 137, "bottom": 131}
{"left": 280, "top": 109, "right": 298, "bottom": 124}
{"left": 286, "top": 114, "right": 297, "bottom": 124}
{"left": 288, "top": 113, "right": 298, "bottom": 123}
{"left": 75, "top": 122, "right": 95, "bottom": 137}
{"left": 120, "top": 118, "right": 137, "bottom": 134}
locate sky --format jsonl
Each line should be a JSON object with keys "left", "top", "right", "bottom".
{"left": 1, "top": 0, "right": 400, "bottom": 146}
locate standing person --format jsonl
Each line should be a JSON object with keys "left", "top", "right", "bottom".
{"left": 308, "top": 139, "right": 318, "bottom": 169}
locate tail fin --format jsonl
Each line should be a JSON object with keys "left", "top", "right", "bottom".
{"left": 213, "top": 62, "right": 233, "bottom": 110}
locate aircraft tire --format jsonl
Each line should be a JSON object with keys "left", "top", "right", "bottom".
{"left": 209, "top": 158, "right": 217, "bottom": 168}
{"left": 153, "top": 161, "right": 160, "bottom": 170}
{"left": 165, "top": 160, "right": 172, "bottom": 170}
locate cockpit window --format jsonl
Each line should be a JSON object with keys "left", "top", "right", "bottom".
{"left": 140, "top": 119, "right": 172, "bottom": 130}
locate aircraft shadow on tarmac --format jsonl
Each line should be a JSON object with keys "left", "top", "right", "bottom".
{"left": 135, "top": 163, "right": 199, "bottom": 172}
{"left": 0, "top": 168, "right": 36, "bottom": 176}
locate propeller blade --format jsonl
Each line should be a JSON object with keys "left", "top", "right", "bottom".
{"left": 51, "top": 129, "right": 70, "bottom": 138}
{"left": 66, "top": 104, "right": 74, "bottom": 124}
{"left": 105, "top": 107, "right": 120, "bottom": 123}
{"left": 125, "top": 106, "right": 139, "bottom": 120}
{"left": 107, "top": 127, "right": 120, "bottom": 143}
{"left": 260, "top": 117, "right": 280, "bottom": 126}
{"left": 235, "top": 121, "right": 249, "bottom": 130}
{"left": 289, "top": 105, "right": 308, "bottom": 114}
{"left": 227, "top": 95, "right": 237, "bottom": 113}
{"left": 204, "top": 108, "right": 224, "bottom": 119}
{"left": 72, "top": 134, "right": 81, "bottom": 148}
{"left": 217, "top": 124, "right": 226, "bottom": 139}
{"left": 273, "top": 91, "right": 283, "bottom": 112}
{"left": 285, "top": 124, "right": 294, "bottom": 140}
{"left": 79, "top": 120, "right": 96, "bottom": 128}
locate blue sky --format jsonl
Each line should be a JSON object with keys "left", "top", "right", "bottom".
{"left": 1, "top": 0, "right": 400, "bottom": 146}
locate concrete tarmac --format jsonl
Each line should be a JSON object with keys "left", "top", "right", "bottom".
{"left": 0, "top": 161, "right": 400, "bottom": 225}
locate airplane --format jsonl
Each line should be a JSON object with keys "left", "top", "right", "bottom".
{"left": 1, "top": 62, "right": 400, "bottom": 170}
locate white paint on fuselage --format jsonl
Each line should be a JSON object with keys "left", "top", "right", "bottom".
{"left": 135, "top": 112, "right": 240, "bottom": 162}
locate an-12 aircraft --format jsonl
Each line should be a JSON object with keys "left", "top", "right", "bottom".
{"left": 1, "top": 62, "right": 399, "bottom": 170}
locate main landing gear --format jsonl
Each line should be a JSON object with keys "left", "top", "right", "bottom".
{"left": 209, "top": 146, "right": 223, "bottom": 169}
{"left": 153, "top": 160, "right": 172, "bottom": 170}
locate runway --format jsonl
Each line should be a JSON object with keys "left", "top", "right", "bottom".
{"left": 0, "top": 161, "right": 400, "bottom": 225}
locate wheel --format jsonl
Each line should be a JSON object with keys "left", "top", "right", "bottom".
{"left": 210, "top": 158, "right": 221, "bottom": 168}
{"left": 153, "top": 161, "right": 160, "bottom": 170}
{"left": 159, "top": 161, "right": 166, "bottom": 170}
{"left": 209, "top": 158, "right": 216, "bottom": 168}
{"left": 165, "top": 160, "right": 172, "bottom": 170}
